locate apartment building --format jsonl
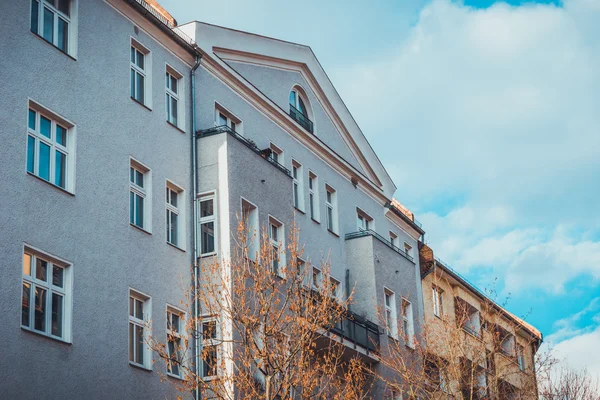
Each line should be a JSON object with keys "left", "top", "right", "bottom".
{"left": 419, "top": 243, "right": 543, "bottom": 399}
{"left": 0, "top": 0, "right": 427, "bottom": 398}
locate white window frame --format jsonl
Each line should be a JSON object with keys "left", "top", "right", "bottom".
{"left": 130, "top": 158, "right": 152, "bottom": 233}
{"left": 384, "top": 288, "right": 397, "bottom": 339}
{"left": 30, "top": 0, "right": 79, "bottom": 57}
{"left": 432, "top": 285, "right": 443, "bottom": 318}
{"left": 129, "top": 289, "right": 152, "bottom": 370}
{"left": 269, "top": 142, "right": 283, "bottom": 165}
{"left": 21, "top": 245, "right": 73, "bottom": 343}
{"left": 404, "top": 242, "right": 413, "bottom": 259}
{"left": 269, "top": 216, "right": 285, "bottom": 278}
{"left": 325, "top": 184, "right": 338, "bottom": 234}
{"left": 330, "top": 276, "right": 342, "bottom": 301}
{"left": 402, "top": 298, "right": 414, "bottom": 347}
{"left": 201, "top": 315, "right": 220, "bottom": 380}
{"left": 292, "top": 160, "right": 305, "bottom": 212}
{"left": 312, "top": 266, "right": 323, "bottom": 289}
{"left": 389, "top": 231, "right": 398, "bottom": 248}
{"left": 130, "top": 38, "right": 152, "bottom": 109}
{"left": 198, "top": 192, "right": 217, "bottom": 256}
{"left": 241, "top": 198, "right": 259, "bottom": 261}
{"left": 166, "top": 180, "right": 185, "bottom": 250}
{"left": 27, "top": 101, "right": 76, "bottom": 193}
{"left": 356, "top": 208, "right": 373, "bottom": 231}
{"left": 166, "top": 305, "right": 186, "bottom": 379}
{"left": 214, "top": 103, "right": 242, "bottom": 134}
{"left": 308, "top": 171, "right": 320, "bottom": 222}
{"left": 165, "top": 64, "right": 185, "bottom": 130}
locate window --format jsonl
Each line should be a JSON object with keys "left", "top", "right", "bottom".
{"left": 312, "top": 267, "right": 322, "bottom": 289}
{"left": 289, "top": 88, "right": 313, "bottom": 133}
{"left": 432, "top": 285, "right": 443, "bottom": 317}
{"left": 214, "top": 105, "right": 241, "bottom": 134}
{"left": 308, "top": 171, "right": 319, "bottom": 222}
{"left": 166, "top": 307, "right": 186, "bottom": 378}
{"left": 325, "top": 185, "right": 338, "bottom": 234}
{"left": 130, "top": 39, "right": 152, "bottom": 108}
{"left": 330, "top": 277, "right": 342, "bottom": 300}
{"left": 269, "top": 217, "right": 284, "bottom": 277}
{"left": 21, "top": 248, "right": 71, "bottom": 342}
{"left": 130, "top": 159, "right": 152, "bottom": 232}
{"left": 517, "top": 344, "right": 526, "bottom": 371}
{"left": 166, "top": 182, "right": 185, "bottom": 249}
{"left": 292, "top": 160, "right": 304, "bottom": 211}
{"left": 201, "top": 317, "right": 219, "bottom": 379}
{"left": 389, "top": 231, "right": 398, "bottom": 248}
{"left": 199, "top": 194, "right": 216, "bottom": 256}
{"left": 356, "top": 208, "right": 373, "bottom": 231}
{"left": 30, "top": 0, "right": 77, "bottom": 55}
{"left": 269, "top": 143, "right": 283, "bottom": 164}
{"left": 404, "top": 242, "right": 413, "bottom": 259}
{"left": 27, "top": 104, "right": 75, "bottom": 191}
{"left": 384, "top": 288, "right": 397, "bottom": 338}
{"left": 241, "top": 198, "right": 259, "bottom": 261}
{"left": 129, "top": 289, "right": 151, "bottom": 369}
{"left": 165, "top": 65, "right": 184, "bottom": 129}
{"left": 402, "top": 298, "right": 414, "bottom": 346}
{"left": 457, "top": 298, "right": 481, "bottom": 337}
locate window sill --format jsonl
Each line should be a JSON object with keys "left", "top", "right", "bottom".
{"left": 167, "top": 242, "right": 186, "bottom": 253}
{"left": 327, "top": 228, "right": 339, "bottom": 238}
{"left": 311, "top": 218, "right": 320, "bottom": 225}
{"left": 129, "top": 361, "right": 152, "bottom": 372}
{"left": 21, "top": 326, "right": 71, "bottom": 345}
{"left": 131, "top": 97, "right": 152, "bottom": 112}
{"left": 130, "top": 223, "right": 152, "bottom": 235}
{"left": 30, "top": 31, "right": 77, "bottom": 61}
{"left": 166, "top": 120, "right": 186, "bottom": 134}
{"left": 27, "top": 172, "right": 74, "bottom": 196}
{"left": 167, "top": 372, "right": 185, "bottom": 381}
{"left": 293, "top": 206, "right": 305, "bottom": 215}
{"left": 200, "top": 252, "right": 217, "bottom": 259}
{"left": 434, "top": 314, "right": 443, "bottom": 320}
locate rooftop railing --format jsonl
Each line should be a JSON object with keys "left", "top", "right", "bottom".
{"left": 345, "top": 229, "right": 415, "bottom": 263}
{"left": 197, "top": 125, "right": 291, "bottom": 177}
{"left": 128, "top": 0, "right": 195, "bottom": 47}
{"left": 331, "top": 310, "right": 380, "bottom": 353}
{"left": 289, "top": 104, "right": 314, "bottom": 134}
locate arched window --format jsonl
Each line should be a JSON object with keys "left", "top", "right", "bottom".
{"left": 289, "top": 88, "right": 314, "bottom": 133}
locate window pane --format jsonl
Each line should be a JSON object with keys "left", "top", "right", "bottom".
{"left": 51, "top": 293, "right": 63, "bottom": 337}
{"left": 130, "top": 68, "right": 135, "bottom": 98}
{"left": 171, "top": 76, "right": 178, "bottom": 94}
{"left": 200, "top": 199, "right": 213, "bottom": 217}
{"left": 36, "top": 259, "right": 48, "bottom": 281}
{"left": 22, "top": 282, "right": 31, "bottom": 327}
{"left": 298, "top": 97, "right": 307, "bottom": 116}
{"left": 57, "top": 17, "right": 68, "bottom": 52}
{"left": 170, "top": 212, "right": 178, "bottom": 245}
{"left": 171, "top": 97, "right": 178, "bottom": 125}
{"left": 289, "top": 91, "right": 296, "bottom": 106}
{"left": 135, "top": 170, "right": 143, "bottom": 187}
{"left": 43, "top": 7, "right": 54, "bottom": 43}
{"left": 56, "top": 125, "right": 67, "bottom": 146}
{"left": 57, "top": 0, "right": 69, "bottom": 16}
{"left": 136, "top": 73, "right": 145, "bottom": 103}
{"left": 39, "top": 140, "right": 53, "bottom": 177}
{"left": 129, "top": 191, "right": 135, "bottom": 224}
{"left": 131, "top": 46, "right": 135, "bottom": 64}
{"left": 52, "top": 265, "right": 64, "bottom": 287}
{"left": 135, "top": 194, "right": 144, "bottom": 228}
{"left": 203, "top": 345, "right": 217, "bottom": 377}
{"left": 218, "top": 113, "right": 227, "bottom": 126}
{"left": 136, "top": 50, "right": 144, "bottom": 70}
{"left": 129, "top": 323, "right": 134, "bottom": 362}
{"left": 23, "top": 253, "right": 32, "bottom": 275}
{"left": 26, "top": 138, "right": 36, "bottom": 174}
{"left": 135, "top": 299, "right": 144, "bottom": 320}
{"left": 55, "top": 151, "right": 66, "bottom": 188}
{"left": 170, "top": 190, "right": 178, "bottom": 207}
{"left": 31, "top": 0, "right": 39, "bottom": 34}
{"left": 201, "top": 222, "right": 215, "bottom": 254}
{"left": 129, "top": 296, "right": 134, "bottom": 317}
{"left": 171, "top": 313, "right": 180, "bottom": 332}
{"left": 136, "top": 325, "right": 144, "bottom": 364}
{"left": 34, "top": 286, "right": 47, "bottom": 331}
{"left": 167, "top": 340, "right": 177, "bottom": 374}
{"left": 28, "top": 109, "right": 36, "bottom": 130}
{"left": 166, "top": 94, "right": 171, "bottom": 122}
{"left": 40, "top": 116, "right": 51, "bottom": 138}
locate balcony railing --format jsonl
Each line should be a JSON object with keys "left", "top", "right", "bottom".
{"left": 197, "top": 125, "right": 291, "bottom": 177}
{"left": 289, "top": 104, "right": 314, "bottom": 134}
{"left": 345, "top": 229, "right": 415, "bottom": 263}
{"left": 330, "top": 310, "right": 380, "bottom": 353}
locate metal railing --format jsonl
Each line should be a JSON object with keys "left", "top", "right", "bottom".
{"left": 330, "top": 310, "right": 380, "bottom": 353}
{"left": 197, "top": 125, "right": 291, "bottom": 177}
{"left": 129, "top": 0, "right": 195, "bottom": 47}
{"left": 345, "top": 229, "right": 415, "bottom": 263}
{"left": 289, "top": 104, "right": 314, "bottom": 134}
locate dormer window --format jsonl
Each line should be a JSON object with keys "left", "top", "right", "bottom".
{"left": 288, "top": 87, "right": 314, "bottom": 134}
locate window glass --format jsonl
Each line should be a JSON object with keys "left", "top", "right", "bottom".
{"left": 55, "top": 151, "right": 66, "bottom": 188}
{"left": 200, "top": 199, "right": 213, "bottom": 217}
{"left": 36, "top": 259, "right": 48, "bottom": 281}
{"left": 57, "top": 17, "right": 68, "bottom": 52}
{"left": 34, "top": 286, "right": 47, "bottom": 331}
{"left": 43, "top": 7, "right": 54, "bottom": 42}
{"left": 31, "top": 0, "right": 39, "bottom": 34}
{"left": 52, "top": 265, "right": 64, "bottom": 287}
{"left": 28, "top": 109, "right": 36, "bottom": 130}
{"left": 23, "top": 253, "right": 32, "bottom": 276}
{"left": 40, "top": 116, "right": 51, "bottom": 138}
{"left": 51, "top": 293, "right": 63, "bottom": 337}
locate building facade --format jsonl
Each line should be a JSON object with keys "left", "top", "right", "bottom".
{"left": 0, "top": 1, "right": 538, "bottom": 399}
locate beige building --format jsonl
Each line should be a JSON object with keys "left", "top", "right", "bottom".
{"left": 418, "top": 243, "right": 542, "bottom": 399}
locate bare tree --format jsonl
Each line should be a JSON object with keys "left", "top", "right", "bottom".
{"left": 148, "top": 219, "right": 370, "bottom": 399}
{"left": 538, "top": 357, "right": 600, "bottom": 400}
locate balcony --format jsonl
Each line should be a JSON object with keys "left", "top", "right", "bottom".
{"left": 197, "top": 125, "right": 291, "bottom": 177}
{"left": 289, "top": 104, "right": 314, "bottom": 134}
{"left": 330, "top": 310, "right": 380, "bottom": 353}
{"left": 345, "top": 229, "right": 415, "bottom": 263}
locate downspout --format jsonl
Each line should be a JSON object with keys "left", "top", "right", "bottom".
{"left": 191, "top": 53, "right": 202, "bottom": 400}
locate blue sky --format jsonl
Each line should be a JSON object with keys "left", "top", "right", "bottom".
{"left": 161, "top": 0, "right": 600, "bottom": 375}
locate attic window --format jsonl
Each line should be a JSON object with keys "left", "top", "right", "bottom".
{"left": 289, "top": 87, "right": 314, "bottom": 134}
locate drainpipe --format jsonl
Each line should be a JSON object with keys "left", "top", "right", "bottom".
{"left": 191, "top": 53, "right": 202, "bottom": 400}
